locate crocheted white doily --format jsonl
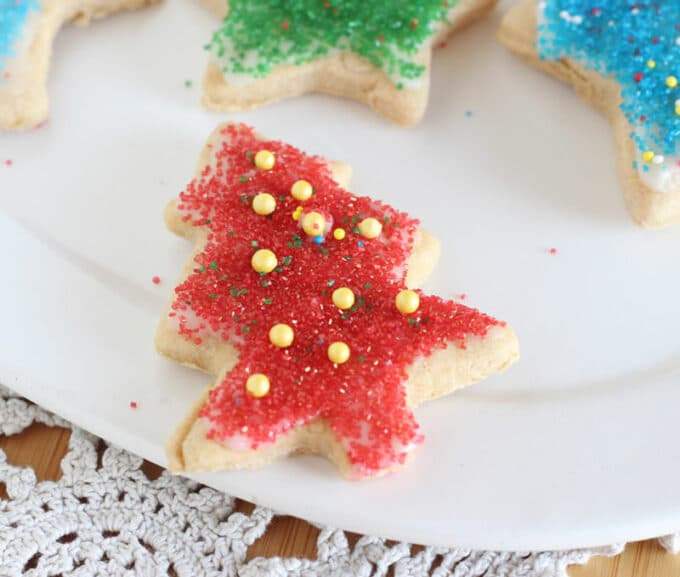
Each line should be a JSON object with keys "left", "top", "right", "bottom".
{"left": 0, "top": 384, "right": 677, "bottom": 577}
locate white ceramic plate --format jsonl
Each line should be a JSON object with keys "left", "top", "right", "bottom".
{"left": 2, "top": 0, "right": 680, "bottom": 552}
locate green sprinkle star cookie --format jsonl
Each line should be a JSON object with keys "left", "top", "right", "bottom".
{"left": 199, "top": 0, "right": 498, "bottom": 125}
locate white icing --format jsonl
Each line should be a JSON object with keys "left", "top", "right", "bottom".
{"left": 637, "top": 151, "right": 680, "bottom": 194}
{"left": 536, "top": 1, "right": 547, "bottom": 24}
{"left": 166, "top": 307, "right": 245, "bottom": 346}
{"left": 338, "top": 421, "right": 421, "bottom": 477}
{"left": 166, "top": 306, "right": 203, "bottom": 333}
{"left": 215, "top": 416, "right": 304, "bottom": 451}
{"left": 220, "top": 432, "right": 256, "bottom": 451}
{"left": 213, "top": 32, "right": 426, "bottom": 89}
{"left": 632, "top": 126, "right": 680, "bottom": 194}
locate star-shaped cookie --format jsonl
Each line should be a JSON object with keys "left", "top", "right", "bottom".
{"left": 0, "top": 0, "right": 158, "bottom": 131}
{"left": 157, "top": 122, "right": 519, "bottom": 480}
{"left": 498, "top": 0, "right": 680, "bottom": 228}
{"left": 199, "top": 0, "right": 498, "bottom": 126}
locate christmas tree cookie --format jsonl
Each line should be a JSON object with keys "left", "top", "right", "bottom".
{"left": 199, "top": 0, "right": 499, "bottom": 126}
{"left": 0, "top": 0, "right": 158, "bottom": 131}
{"left": 498, "top": 1, "right": 680, "bottom": 228}
{"left": 157, "top": 123, "right": 519, "bottom": 480}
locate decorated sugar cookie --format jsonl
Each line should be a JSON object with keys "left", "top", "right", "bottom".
{"left": 199, "top": 0, "right": 499, "bottom": 126}
{"left": 498, "top": 1, "right": 680, "bottom": 228}
{"left": 0, "top": 0, "right": 158, "bottom": 131}
{"left": 157, "top": 123, "right": 519, "bottom": 480}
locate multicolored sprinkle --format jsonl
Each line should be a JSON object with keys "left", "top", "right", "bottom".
{"left": 0, "top": 0, "right": 40, "bottom": 73}
{"left": 208, "top": 0, "right": 461, "bottom": 87}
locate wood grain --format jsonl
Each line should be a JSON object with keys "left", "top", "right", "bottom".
{"left": 1, "top": 424, "right": 679, "bottom": 575}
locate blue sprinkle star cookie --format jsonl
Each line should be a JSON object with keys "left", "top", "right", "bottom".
{"left": 498, "top": 0, "right": 680, "bottom": 228}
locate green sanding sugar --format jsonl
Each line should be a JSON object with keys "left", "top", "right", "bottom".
{"left": 208, "top": 0, "right": 460, "bottom": 85}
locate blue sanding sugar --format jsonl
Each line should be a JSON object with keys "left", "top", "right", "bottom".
{"left": 537, "top": 1, "right": 679, "bottom": 157}
{"left": 0, "top": 0, "right": 40, "bottom": 72}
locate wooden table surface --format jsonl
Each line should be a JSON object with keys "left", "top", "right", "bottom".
{"left": 2, "top": 424, "right": 679, "bottom": 576}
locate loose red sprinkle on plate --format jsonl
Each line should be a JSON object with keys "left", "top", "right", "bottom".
{"left": 130, "top": 401, "right": 138, "bottom": 409}
{"left": 152, "top": 276, "right": 161, "bottom": 285}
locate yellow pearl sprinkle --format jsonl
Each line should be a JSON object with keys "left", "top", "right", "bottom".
{"left": 252, "top": 192, "right": 276, "bottom": 216}
{"left": 291, "top": 180, "right": 313, "bottom": 201}
{"left": 666, "top": 76, "right": 678, "bottom": 88}
{"left": 301, "top": 211, "right": 326, "bottom": 237}
{"left": 647, "top": 60, "right": 656, "bottom": 69}
{"left": 395, "top": 289, "right": 420, "bottom": 314}
{"left": 254, "top": 149, "right": 275, "bottom": 170}
{"left": 328, "top": 341, "right": 350, "bottom": 364}
{"left": 642, "top": 150, "right": 655, "bottom": 164}
{"left": 251, "top": 249, "right": 278, "bottom": 274}
{"left": 246, "top": 373, "right": 270, "bottom": 398}
{"left": 269, "top": 323, "right": 294, "bottom": 348}
{"left": 332, "top": 287, "right": 355, "bottom": 310}
{"left": 676, "top": 106, "right": 680, "bottom": 116}
{"left": 357, "top": 217, "right": 383, "bottom": 240}
{"left": 333, "top": 227, "right": 346, "bottom": 241}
